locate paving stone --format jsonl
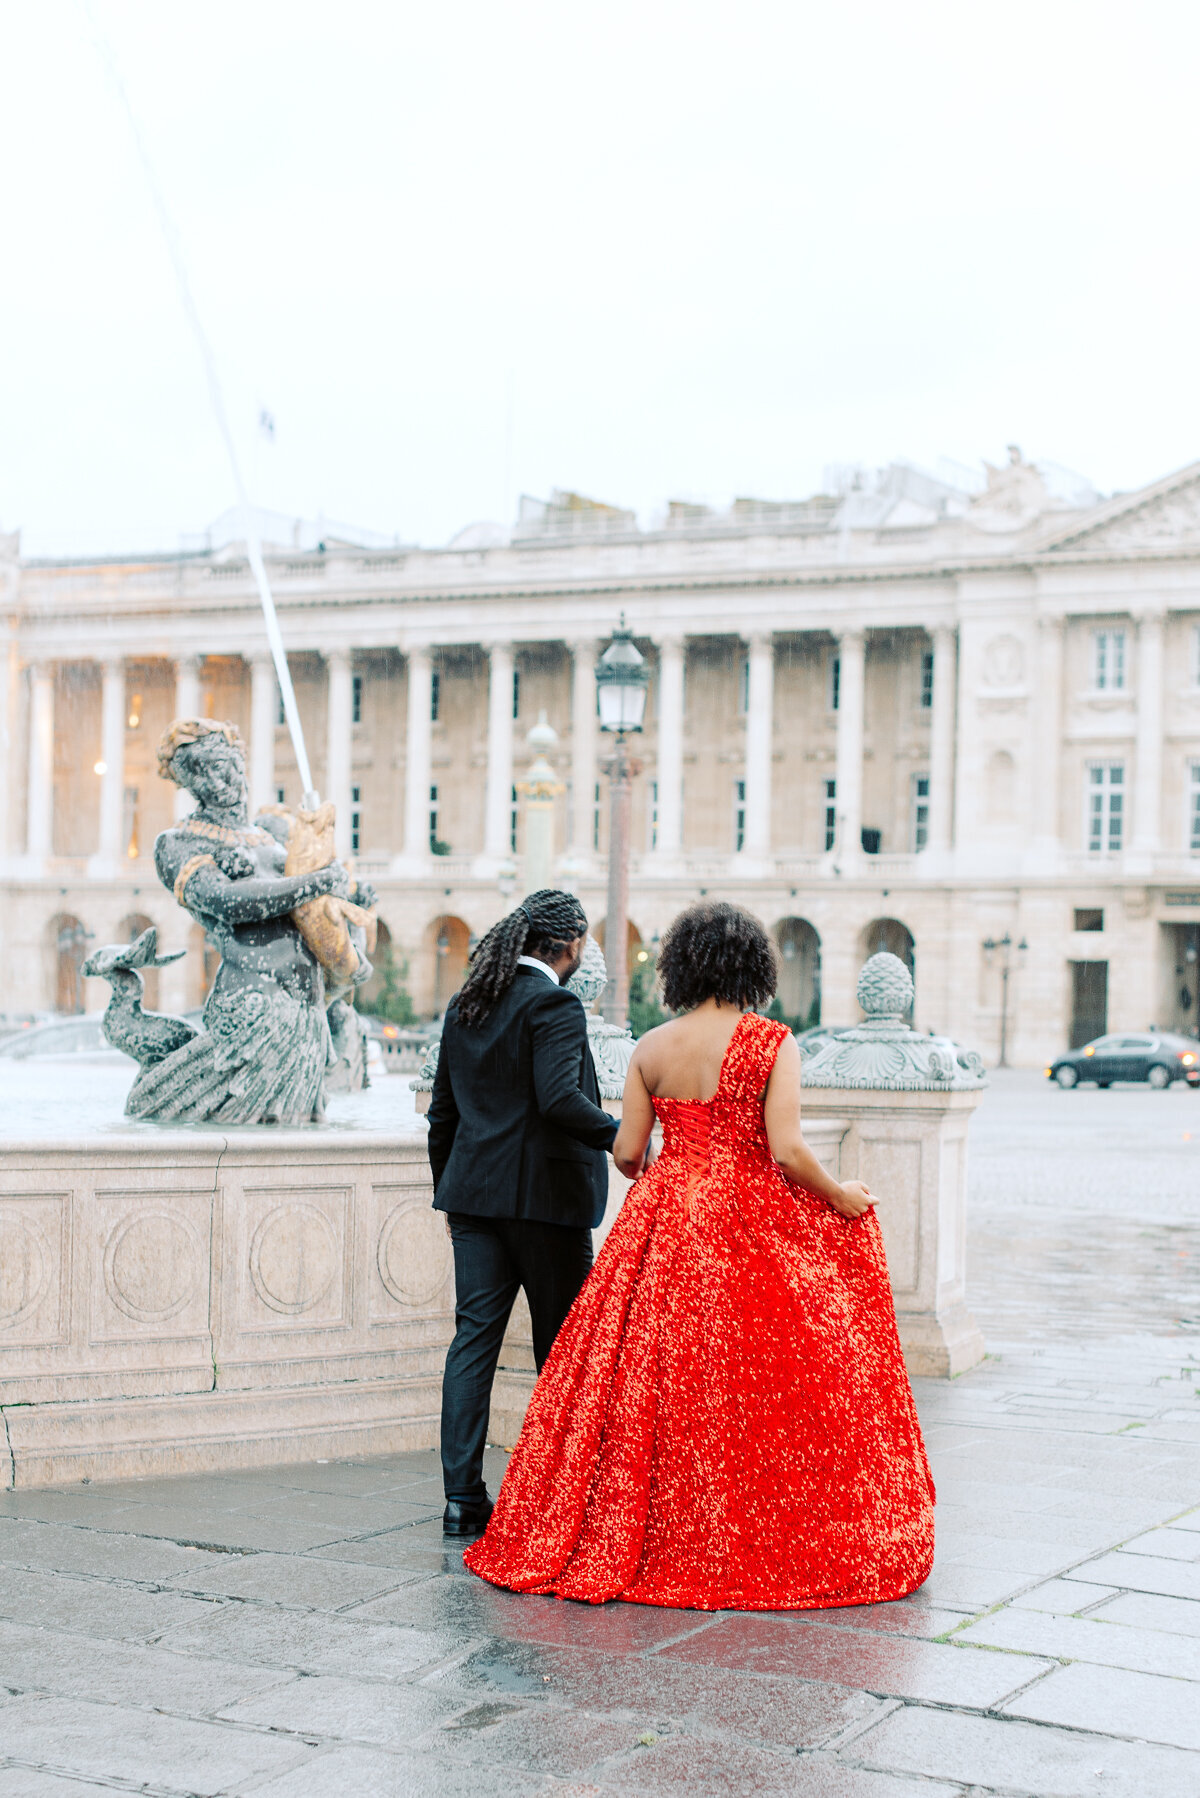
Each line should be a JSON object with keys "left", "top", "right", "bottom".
{"left": 0, "top": 1491, "right": 143, "bottom": 1529}
{"left": 1003, "top": 1660, "right": 1200, "bottom": 1749}
{"left": 422, "top": 1637, "right": 882, "bottom": 1750}
{"left": 587, "top": 1734, "right": 956, "bottom": 1796}
{"left": 0, "top": 1773, "right": 118, "bottom": 1796}
{"left": 64, "top": 1506, "right": 350, "bottom": 1555}
{"left": 1170, "top": 1508, "right": 1200, "bottom": 1533}
{"left": 0, "top": 1563, "right": 220, "bottom": 1641}
{"left": 218, "top": 1672, "right": 467, "bottom": 1744}
{"left": 1009, "top": 1577, "right": 1122, "bottom": 1615}
{"left": 1122, "top": 1526, "right": 1200, "bottom": 1561}
{"left": 0, "top": 1617, "right": 293, "bottom": 1716}
{"left": 955, "top": 1604, "right": 1200, "bottom": 1678}
{"left": 245, "top": 1744, "right": 541, "bottom": 1797}
{"left": 0, "top": 1693, "right": 311, "bottom": 1794}
{"left": 776, "top": 1601, "right": 971, "bottom": 1640}
{"left": 304, "top": 1530, "right": 466, "bottom": 1575}
{"left": 852, "top": 1702, "right": 1200, "bottom": 1796}
{"left": 937, "top": 1533, "right": 1074, "bottom": 1576}
{"left": 911, "top": 1562, "right": 1027, "bottom": 1608}
{"left": 1072, "top": 1550, "right": 1200, "bottom": 1600}
{"left": 1088, "top": 1590, "right": 1200, "bottom": 1636}
{"left": 0, "top": 1518, "right": 198, "bottom": 1583}
{"left": 659, "top": 1615, "right": 1052, "bottom": 1707}
{"left": 156, "top": 1602, "right": 463, "bottom": 1678}
{"left": 419, "top": 1704, "right": 644, "bottom": 1776}
{"left": 165, "top": 1548, "right": 417, "bottom": 1611}
{"left": 348, "top": 1575, "right": 721, "bottom": 1654}
{"left": 228, "top": 1490, "right": 435, "bottom": 1537}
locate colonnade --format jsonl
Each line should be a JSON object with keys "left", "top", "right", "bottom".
{"left": 16, "top": 627, "right": 957, "bottom": 872}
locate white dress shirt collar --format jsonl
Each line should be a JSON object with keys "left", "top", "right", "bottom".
{"left": 516, "top": 954, "right": 560, "bottom": 985}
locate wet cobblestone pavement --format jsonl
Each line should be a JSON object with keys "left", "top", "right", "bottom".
{"left": 1, "top": 1072, "right": 1198, "bottom": 1795}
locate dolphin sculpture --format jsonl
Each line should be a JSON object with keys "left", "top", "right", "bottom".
{"left": 82, "top": 927, "right": 199, "bottom": 1067}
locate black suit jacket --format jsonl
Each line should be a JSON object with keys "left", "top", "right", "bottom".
{"left": 427, "top": 967, "right": 618, "bottom": 1229}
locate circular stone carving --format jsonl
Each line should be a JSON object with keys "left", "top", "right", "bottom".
{"left": 104, "top": 1210, "right": 200, "bottom": 1323}
{"left": 377, "top": 1203, "right": 452, "bottom": 1307}
{"left": 249, "top": 1203, "right": 338, "bottom": 1315}
{"left": 857, "top": 952, "right": 915, "bottom": 1020}
{"left": 0, "top": 1214, "right": 50, "bottom": 1328}
{"left": 983, "top": 635, "right": 1025, "bottom": 686}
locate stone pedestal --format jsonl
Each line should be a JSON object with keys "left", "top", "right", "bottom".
{"left": 1, "top": 1128, "right": 448, "bottom": 1488}
{"left": 799, "top": 1087, "right": 985, "bottom": 1377}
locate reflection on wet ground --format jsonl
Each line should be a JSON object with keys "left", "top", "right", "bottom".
{"left": 967, "top": 1070, "right": 1200, "bottom": 1341}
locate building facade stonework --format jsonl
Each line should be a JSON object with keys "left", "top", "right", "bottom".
{"left": 3, "top": 454, "right": 1200, "bottom": 1064}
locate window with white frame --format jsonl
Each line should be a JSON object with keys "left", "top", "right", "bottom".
{"left": 428, "top": 783, "right": 439, "bottom": 851}
{"left": 1086, "top": 761, "right": 1124, "bottom": 853}
{"left": 592, "top": 781, "right": 601, "bottom": 851}
{"left": 738, "top": 655, "right": 750, "bottom": 713}
{"left": 829, "top": 653, "right": 841, "bottom": 711}
{"left": 648, "top": 779, "right": 659, "bottom": 850}
{"left": 1093, "top": 628, "right": 1127, "bottom": 692}
{"left": 920, "top": 649, "right": 934, "bottom": 709}
{"left": 276, "top": 686, "right": 286, "bottom": 726}
{"left": 1190, "top": 762, "right": 1200, "bottom": 853}
{"left": 510, "top": 784, "right": 518, "bottom": 854}
{"left": 823, "top": 777, "right": 837, "bottom": 851}
{"left": 351, "top": 673, "right": 363, "bottom": 725}
{"left": 430, "top": 668, "right": 440, "bottom": 722}
{"left": 911, "top": 773, "right": 930, "bottom": 850}
{"left": 512, "top": 668, "right": 520, "bottom": 720}
{"left": 734, "top": 780, "right": 746, "bottom": 852}
{"left": 350, "top": 784, "right": 361, "bottom": 853}
{"left": 275, "top": 785, "right": 286, "bottom": 806}
{"left": 1193, "top": 626, "right": 1200, "bottom": 688}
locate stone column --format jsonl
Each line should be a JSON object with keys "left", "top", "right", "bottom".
{"left": 924, "top": 625, "right": 957, "bottom": 860}
{"left": 482, "top": 640, "right": 515, "bottom": 864}
{"left": 568, "top": 639, "right": 599, "bottom": 862}
{"left": 248, "top": 652, "right": 277, "bottom": 818}
{"left": 741, "top": 632, "right": 774, "bottom": 863}
{"left": 95, "top": 657, "right": 126, "bottom": 870}
{"left": 652, "top": 634, "right": 685, "bottom": 861}
{"left": 834, "top": 628, "right": 865, "bottom": 866}
{"left": 25, "top": 661, "right": 54, "bottom": 862}
{"left": 398, "top": 643, "right": 432, "bottom": 868}
{"left": 1129, "top": 609, "right": 1165, "bottom": 865}
{"left": 173, "top": 655, "right": 202, "bottom": 821}
{"left": 0, "top": 627, "right": 14, "bottom": 865}
{"left": 1026, "top": 616, "right": 1064, "bottom": 871}
{"left": 325, "top": 649, "right": 354, "bottom": 858}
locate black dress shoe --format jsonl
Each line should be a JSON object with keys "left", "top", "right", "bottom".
{"left": 443, "top": 1496, "right": 494, "bottom": 1537}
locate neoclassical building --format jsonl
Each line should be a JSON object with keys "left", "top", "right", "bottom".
{"left": 3, "top": 453, "right": 1200, "bottom": 1063}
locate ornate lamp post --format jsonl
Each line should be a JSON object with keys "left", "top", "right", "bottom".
{"left": 982, "top": 931, "right": 1028, "bottom": 1068}
{"left": 596, "top": 619, "right": 649, "bottom": 1026}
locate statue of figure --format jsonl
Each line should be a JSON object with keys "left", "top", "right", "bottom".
{"left": 412, "top": 933, "right": 635, "bottom": 1101}
{"left": 85, "top": 719, "right": 376, "bottom": 1124}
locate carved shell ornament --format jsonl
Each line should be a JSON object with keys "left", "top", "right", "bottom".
{"left": 982, "top": 635, "right": 1025, "bottom": 687}
{"left": 803, "top": 952, "right": 987, "bottom": 1092}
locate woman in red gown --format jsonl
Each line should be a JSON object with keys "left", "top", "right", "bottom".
{"left": 466, "top": 902, "right": 934, "bottom": 1611}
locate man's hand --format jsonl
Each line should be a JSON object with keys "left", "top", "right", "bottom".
{"left": 827, "top": 1180, "right": 878, "bottom": 1219}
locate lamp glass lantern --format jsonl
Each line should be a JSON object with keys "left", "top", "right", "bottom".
{"left": 596, "top": 622, "right": 649, "bottom": 733}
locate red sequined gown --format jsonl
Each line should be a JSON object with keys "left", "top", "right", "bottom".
{"left": 465, "top": 1013, "right": 935, "bottom": 1610}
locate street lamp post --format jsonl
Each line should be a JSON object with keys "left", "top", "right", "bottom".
{"left": 982, "top": 931, "right": 1028, "bottom": 1068}
{"left": 596, "top": 619, "right": 649, "bottom": 1027}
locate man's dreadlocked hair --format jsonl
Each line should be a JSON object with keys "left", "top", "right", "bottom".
{"left": 454, "top": 888, "right": 588, "bottom": 1028}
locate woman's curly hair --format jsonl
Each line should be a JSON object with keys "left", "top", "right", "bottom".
{"left": 656, "top": 901, "right": 777, "bottom": 1013}
{"left": 454, "top": 888, "right": 588, "bottom": 1028}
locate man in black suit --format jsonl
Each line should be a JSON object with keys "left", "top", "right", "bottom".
{"left": 427, "top": 888, "right": 619, "bottom": 1536}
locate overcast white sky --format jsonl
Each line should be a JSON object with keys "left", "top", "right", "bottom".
{"left": 2, "top": 0, "right": 1198, "bottom": 557}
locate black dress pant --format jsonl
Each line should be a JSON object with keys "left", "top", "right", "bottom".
{"left": 441, "top": 1213, "right": 593, "bottom": 1503}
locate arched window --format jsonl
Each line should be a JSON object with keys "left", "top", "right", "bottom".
{"left": 772, "top": 918, "right": 822, "bottom": 1029}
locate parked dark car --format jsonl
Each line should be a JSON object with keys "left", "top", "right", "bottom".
{"left": 1047, "top": 1033, "right": 1200, "bottom": 1089}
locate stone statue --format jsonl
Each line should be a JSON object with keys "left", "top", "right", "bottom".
{"left": 413, "top": 934, "right": 636, "bottom": 1101}
{"left": 83, "top": 719, "right": 377, "bottom": 1124}
{"left": 802, "top": 953, "right": 986, "bottom": 1091}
